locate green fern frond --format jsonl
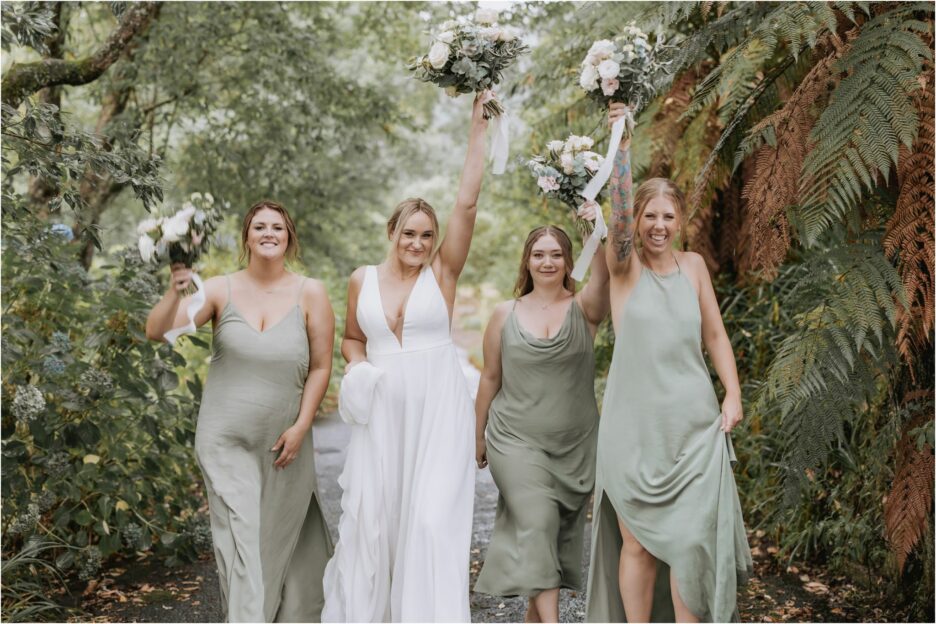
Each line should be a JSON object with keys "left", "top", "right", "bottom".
{"left": 796, "top": 8, "right": 932, "bottom": 244}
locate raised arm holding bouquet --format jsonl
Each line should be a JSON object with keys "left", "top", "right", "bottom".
{"left": 409, "top": 8, "right": 528, "bottom": 173}
{"left": 568, "top": 25, "right": 676, "bottom": 279}
{"left": 137, "top": 193, "right": 222, "bottom": 343}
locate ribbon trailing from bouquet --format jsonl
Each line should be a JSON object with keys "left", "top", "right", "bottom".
{"left": 164, "top": 273, "right": 205, "bottom": 345}
{"left": 570, "top": 111, "right": 632, "bottom": 281}
{"left": 481, "top": 90, "right": 509, "bottom": 175}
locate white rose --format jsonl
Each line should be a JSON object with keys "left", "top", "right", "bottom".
{"left": 137, "top": 218, "right": 159, "bottom": 235}
{"left": 436, "top": 30, "right": 455, "bottom": 44}
{"left": 583, "top": 151, "right": 603, "bottom": 172}
{"left": 428, "top": 41, "right": 450, "bottom": 69}
{"left": 189, "top": 192, "right": 203, "bottom": 202}
{"left": 441, "top": 20, "right": 458, "bottom": 31}
{"left": 588, "top": 39, "right": 616, "bottom": 61}
{"left": 178, "top": 202, "right": 196, "bottom": 221}
{"left": 498, "top": 26, "right": 520, "bottom": 42}
{"left": 560, "top": 152, "right": 575, "bottom": 175}
{"left": 597, "top": 59, "right": 620, "bottom": 80}
{"left": 579, "top": 64, "right": 599, "bottom": 91}
{"left": 138, "top": 234, "right": 156, "bottom": 263}
{"left": 204, "top": 192, "right": 214, "bottom": 204}
{"left": 480, "top": 26, "right": 502, "bottom": 41}
{"left": 475, "top": 8, "right": 498, "bottom": 25}
{"left": 161, "top": 216, "right": 189, "bottom": 243}
{"left": 546, "top": 140, "right": 565, "bottom": 152}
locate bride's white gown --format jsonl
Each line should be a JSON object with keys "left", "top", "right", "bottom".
{"left": 322, "top": 265, "right": 475, "bottom": 623}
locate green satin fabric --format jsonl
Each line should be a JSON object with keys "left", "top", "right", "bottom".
{"left": 195, "top": 281, "right": 333, "bottom": 623}
{"left": 586, "top": 267, "right": 752, "bottom": 623}
{"left": 475, "top": 301, "right": 599, "bottom": 597}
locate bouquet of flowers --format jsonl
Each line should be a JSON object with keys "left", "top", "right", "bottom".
{"left": 527, "top": 135, "right": 605, "bottom": 236}
{"left": 408, "top": 9, "right": 528, "bottom": 119}
{"left": 136, "top": 193, "right": 222, "bottom": 344}
{"left": 137, "top": 193, "right": 221, "bottom": 268}
{"left": 578, "top": 24, "right": 675, "bottom": 132}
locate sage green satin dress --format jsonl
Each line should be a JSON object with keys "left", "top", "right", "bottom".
{"left": 586, "top": 264, "right": 752, "bottom": 622}
{"left": 195, "top": 276, "right": 334, "bottom": 622}
{"left": 475, "top": 301, "right": 598, "bottom": 597}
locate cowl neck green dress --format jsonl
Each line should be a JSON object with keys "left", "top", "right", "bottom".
{"left": 475, "top": 300, "right": 599, "bottom": 597}
{"left": 586, "top": 264, "right": 752, "bottom": 622}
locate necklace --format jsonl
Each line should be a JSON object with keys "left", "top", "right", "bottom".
{"left": 526, "top": 293, "right": 567, "bottom": 310}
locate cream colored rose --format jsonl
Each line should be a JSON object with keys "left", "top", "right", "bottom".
{"left": 138, "top": 234, "right": 156, "bottom": 263}
{"left": 597, "top": 59, "right": 620, "bottom": 80}
{"left": 560, "top": 152, "right": 575, "bottom": 175}
{"left": 428, "top": 41, "right": 450, "bottom": 69}
{"left": 137, "top": 218, "right": 159, "bottom": 235}
{"left": 546, "top": 140, "right": 565, "bottom": 152}
{"left": 436, "top": 30, "right": 455, "bottom": 44}
{"left": 579, "top": 64, "right": 599, "bottom": 91}
{"left": 587, "top": 39, "right": 615, "bottom": 61}
{"left": 480, "top": 26, "right": 502, "bottom": 41}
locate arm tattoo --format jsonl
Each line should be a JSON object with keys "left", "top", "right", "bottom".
{"left": 609, "top": 141, "right": 634, "bottom": 262}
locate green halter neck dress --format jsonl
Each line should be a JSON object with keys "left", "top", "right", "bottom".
{"left": 586, "top": 261, "right": 752, "bottom": 622}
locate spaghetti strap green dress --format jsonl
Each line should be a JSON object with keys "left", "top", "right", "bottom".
{"left": 475, "top": 300, "right": 599, "bottom": 597}
{"left": 585, "top": 263, "right": 752, "bottom": 622}
{"left": 195, "top": 276, "right": 334, "bottom": 622}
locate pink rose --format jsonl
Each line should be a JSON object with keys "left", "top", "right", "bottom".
{"left": 537, "top": 176, "right": 560, "bottom": 193}
{"left": 601, "top": 77, "right": 620, "bottom": 97}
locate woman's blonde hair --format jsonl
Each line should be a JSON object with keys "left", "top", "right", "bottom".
{"left": 239, "top": 200, "right": 300, "bottom": 265}
{"left": 513, "top": 226, "right": 576, "bottom": 297}
{"left": 633, "top": 178, "right": 687, "bottom": 249}
{"left": 386, "top": 197, "right": 440, "bottom": 267}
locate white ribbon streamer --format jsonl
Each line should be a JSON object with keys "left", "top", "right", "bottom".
{"left": 570, "top": 112, "right": 631, "bottom": 281}
{"left": 164, "top": 273, "right": 205, "bottom": 345}
{"left": 489, "top": 111, "right": 509, "bottom": 175}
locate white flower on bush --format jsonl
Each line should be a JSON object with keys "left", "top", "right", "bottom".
{"left": 138, "top": 235, "right": 156, "bottom": 263}
{"left": 428, "top": 40, "right": 450, "bottom": 69}
{"left": 537, "top": 176, "right": 560, "bottom": 192}
{"left": 12, "top": 385, "right": 45, "bottom": 423}
{"left": 588, "top": 39, "right": 616, "bottom": 61}
{"left": 475, "top": 8, "right": 499, "bottom": 25}
{"left": 546, "top": 140, "right": 566, "bottom": 152}
{"left": 436, "top": 30, "right": 455, "bottom": 44}
{"left": 579, "top": 64, "right": 599, "bottom": 91}
{"left": 597, "top": 59, "right": 620, "bottom": 80}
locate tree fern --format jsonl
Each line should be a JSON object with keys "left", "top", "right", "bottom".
{"left": 797, "top": 4, "right": 933, "bottom": 244}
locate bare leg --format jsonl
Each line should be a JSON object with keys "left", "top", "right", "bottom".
{"left": 670, "top": 574, "right": 700, "bottom": 623}
{"left": 618, "top": 516, "right": 657, "bottom": 622}
{"left": 531, "top": 588, "right": 559, "bottom": 623}
{"left": 525, "top": 596, "right": 541, "bottom": 623}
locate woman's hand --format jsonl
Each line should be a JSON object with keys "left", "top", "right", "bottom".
{"left": 168, "top": 263, "right": 193, "bottom": 296}
{"left": 608, "top": 102, "right": 634, "bottom": 149}
{"left": 720, "top": 394, "right": 743, "bottom": 433}
{"left": 476, "top": 436, "right": 488, "bottom": 469}
{"left": 271, "top": 424, "right": 308, "bottom": 470}
{"left": 577, "top": 199, "right": 600, "bottom": 223}
{"left": 473, "top": 91, "right": 492, "bottom": 131}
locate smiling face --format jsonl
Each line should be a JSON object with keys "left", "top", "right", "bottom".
{"left": 392, "top": 210, "right": 435, "bottom": 268}
{"left": 528, "top": 234, "right": 567, "bottom": 287}
{"left": 637, "top": 195, "right": 680, "bottom": 255}
{"left": 246, "top": 208, "right": 289, "bottom": 262}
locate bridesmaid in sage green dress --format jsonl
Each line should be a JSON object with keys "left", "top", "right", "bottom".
{"left": 146, "top": 201, "right": 335, "bottom": 622}
{"left": 475, "top": 215, "right": 609, "bottom": 623}
{"left": 586, "top": 103, "right": 752, "bottom": 623}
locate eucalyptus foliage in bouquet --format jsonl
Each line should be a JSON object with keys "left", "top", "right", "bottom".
{"left": 528, "top": 135, "right": 605, "bottom": 234}
{"left": 408, "top": 8, "right": 528, "bottom": 119}
{"left": 579, "top": 24, "right": 675, "bottom": 126}
{"left": 137, "top": 193, "right": 221, "bottom": 268}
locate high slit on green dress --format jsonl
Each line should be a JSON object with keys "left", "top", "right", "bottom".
{"left": 475, "top": 301, "right": 598, "bottom": 597}
{"left": 195, "top": 276, "right": 334, "bottom": 622}
{"left": 585, "top": 263, "right": 752, "bottom": 622}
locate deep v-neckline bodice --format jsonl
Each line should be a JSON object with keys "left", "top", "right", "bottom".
{"left": 375, "top": 267, "right": 424, "bottom": 349}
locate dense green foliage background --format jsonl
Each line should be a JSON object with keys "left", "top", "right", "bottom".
{"left": 2, "top": 1, "right": 933, "bottom": 620}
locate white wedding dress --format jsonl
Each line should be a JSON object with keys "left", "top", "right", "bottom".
{"left": 322, "top": 265, "right": 475, "bottom": 623}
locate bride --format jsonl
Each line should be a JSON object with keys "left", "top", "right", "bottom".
{"left": 322, "top": 94, "right": 488, "bottom": 622}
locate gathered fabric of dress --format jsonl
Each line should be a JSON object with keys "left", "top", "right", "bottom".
{"left": 475, "top": 300, "right": 598, "bottom": 597}
{"left": 585, "top": 264, "right": 753, "bottom": 623}
{"left": 195, "top": 276, "right": 334, "bottom": 623}
{"left": 323, "top": 265, "right": 475, "bottom": 622}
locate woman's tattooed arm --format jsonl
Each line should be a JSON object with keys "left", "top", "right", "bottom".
{"left": 609, "top": 139, "right": 634, "bottom": 263}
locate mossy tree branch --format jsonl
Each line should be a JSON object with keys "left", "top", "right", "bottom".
{"left": 1, "top": 2, "right": 159, "bottom": 108}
